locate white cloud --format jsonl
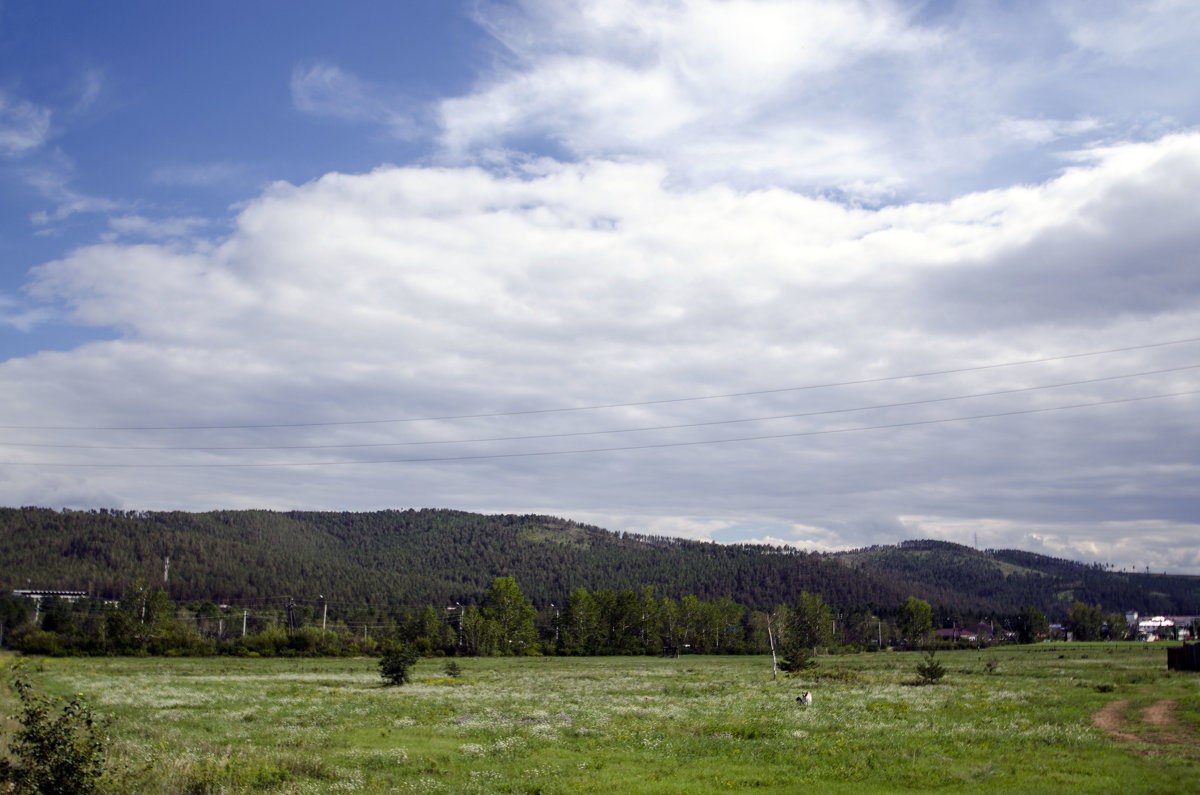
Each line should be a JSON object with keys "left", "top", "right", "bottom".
{"left": 431, "top": 0, "right": 1200, "bottom": 200}
{"left": 4, "top": 132, "right": 1198, "bottom": 571}
{"left": 0, "top": 91, "right": 51, "bottom": 156}
{"left": 20, "top": 149, "right": 122, "bottom": 224}
{"left": 1058, "top": 0, "right": 1200, "bottom": 62}
{"left": 71, "top": 68, "right": 105, "bottom": 115}
{"left": 106, "top": 214, "right": 210, "bottom": 241}
{"left": 0, "top": 293, "right": 52, "bottom": 332}
{"left": 442, "top": 0, "right": 936, "bottom": 194}
{"left": 291, "top": 61, "right": 424, "bottom": 140}
{"left": 997, "top": 117, "right": 1102, "bottom": 145}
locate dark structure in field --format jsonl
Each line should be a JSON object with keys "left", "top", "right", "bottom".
{"left": 1166, "top": 641, "right": 1200, "bottom": 671}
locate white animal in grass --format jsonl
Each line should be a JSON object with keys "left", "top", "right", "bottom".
{"left": 796, "top": 691, "right": 812, "bottom": 706}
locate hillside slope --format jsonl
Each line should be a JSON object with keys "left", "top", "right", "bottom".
{"left": 834, "top": 540, "right": 1200, "bottom": 617}
{"left": 2, "top": 508, "right": 1196, "bottom": 617}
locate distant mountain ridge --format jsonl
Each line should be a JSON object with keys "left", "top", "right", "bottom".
{"left": 2, "top": 507, "right": 1196, "bottom": 618}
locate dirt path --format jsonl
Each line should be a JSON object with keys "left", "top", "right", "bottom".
{"left": 1092, "top": 699, "right": 1142, "bottom": 743}
{"left": 1092, "top": 697, "right": 1194, "bottom": 752}
{"left": 1142, "top": 699, "right": 1176, "bottom": 727}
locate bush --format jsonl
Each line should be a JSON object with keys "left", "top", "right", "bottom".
{"left": 915, "top": 650, "right": 946, "bottom": 685}
{"left": 379, "top": 644, "right": 420, "bottom": 686}
{"left": 13, "top": 629, "right": 66, "bottom": 657}
{"left": 0, "top": 672, "right": 108, "bottom": 794}
{"left": 443, "top": 659, "right": 463, "bottom": 678}
{"left": 778, "top": 644, "right": 817, "bottom": 675}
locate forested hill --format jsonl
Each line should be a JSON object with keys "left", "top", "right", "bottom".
{"left": 1, "top": 507, "right": 920, "bottom": 611}
{"left": 832, "top": 540, "right": 1200, "bottom": 618}
{"left": 2, "top": 507, "right": 1196, "bottom": 617}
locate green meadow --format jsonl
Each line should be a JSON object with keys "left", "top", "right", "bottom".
{"left": 3, "top": 644, "right": 1198, "bottom": 793}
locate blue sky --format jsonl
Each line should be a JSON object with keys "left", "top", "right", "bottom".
{"left": 2, "top": 1, "right": 1200, "bottom": 573}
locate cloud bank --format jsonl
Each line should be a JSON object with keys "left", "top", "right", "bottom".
{"left": 3, "top": 0, "right": 1200, "bottom": 573}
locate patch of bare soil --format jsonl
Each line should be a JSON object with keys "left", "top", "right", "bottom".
{"left": 1142, "top": 699, "right": 1176, "bottom": 727}
{"left": 1092, "top": 699, "right": 1141, "bottom": 743}
{"left": 1093, "top": 698, "right": 1196, "bottom": 755}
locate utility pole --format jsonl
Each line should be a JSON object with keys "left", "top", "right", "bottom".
{"left": 242, "top": 609, "right": 247, "bottom": 637}
{"left": 767, "top": 613, "right": 778, "bottom": 681}
{"left": 319, "top": 595, "right": 327, "bottom": 632}
{"left": 448, "top": 602, "right": 463, "bottom": 649}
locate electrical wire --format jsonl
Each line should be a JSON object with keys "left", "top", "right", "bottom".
{"left": 3, "top": 388, "right": 1195, "bottom": 468}
{"left": 2, "top": 336, "right": 1198, "bottom": 431}
{"left": 1, "top": 363, "right": 1194, "bottom": 451}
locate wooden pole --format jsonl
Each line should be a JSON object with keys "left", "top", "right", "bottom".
{"left": 767, "top": 613, "right": 778, "bottom": 681}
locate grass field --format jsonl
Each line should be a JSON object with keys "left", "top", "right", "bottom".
{"left": 2, "top": 644, "right": 1198, "bottom": 793}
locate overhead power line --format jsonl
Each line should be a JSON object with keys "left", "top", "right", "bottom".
{"left": 3, "top": 388, "right": 1195, "bottom": 468}
{"left": 2, "top": 336, "right": 1198, "bottom": 432}
{"left": 3, "top": 363, "right": 1196, "bottom": 451}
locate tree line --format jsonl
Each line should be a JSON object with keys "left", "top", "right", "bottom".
{"left": 1, "top": 574, "right": 1143, "bottom": 661}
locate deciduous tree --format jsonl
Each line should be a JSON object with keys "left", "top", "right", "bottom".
{"left": 482, "top": 576, "right": 536, "bottom": 654}
{"left": 1015, "top": 605, "right": 1048, "bottom": 644}
{"left": 897, "top": 596, "right": 933, "bottom": 646}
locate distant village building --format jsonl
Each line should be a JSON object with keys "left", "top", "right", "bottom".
{"left": 1138, "top": 616, "right": 1175, "bottom": 641}
{"left": 1134, "top": 615, "right": 1199, "bottom": 641}
{"left": 12, "top": 589, "right": 87, "bottom": 603}
{"left": 11, "top": 589, "right": 89, "bottom": 622}
{"left": 932, "top": 623, "right": 994, "bottom": 643}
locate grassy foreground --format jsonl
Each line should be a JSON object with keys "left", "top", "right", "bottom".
{"left": 2, "top": 644, "right": 1198, "bottom": 793}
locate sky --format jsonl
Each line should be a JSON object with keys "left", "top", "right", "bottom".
{"left": 2, "top": 0, "right": 1199, "bottom": 574}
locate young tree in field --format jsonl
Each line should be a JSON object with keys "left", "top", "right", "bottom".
{"left": 1015, "top": 605, "right": 1049, "bottom": 644}
{"left": 379, "top": 643, "right": 419, "bottom": 686}
{"left": 897, "top": 597, "right": 933, "bottom": 647}
{"left": 780, "top": 592, "right": 833, "bottom": 673}
{"left": 482, "top": 576, "right": 536, "bottom": 655}
{"left": 915, "top": 649, "right": 946, "bottom": 684}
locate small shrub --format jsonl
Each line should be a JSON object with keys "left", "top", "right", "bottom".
{"left": 915, "top": 650, "right": 946, "bottom": 685}
{"left": 444, "top": 659, "right": 463, "bottom": 678}
{"left": 0, "top": 673, "right": 108, "bottom": 794}
{"left": 379, "top": 644, "right": 419, "bottom": 686}
{"left": 779, "top": 645, "right": 817, "bottom": 675}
